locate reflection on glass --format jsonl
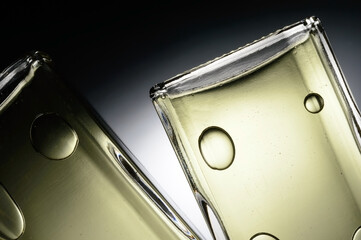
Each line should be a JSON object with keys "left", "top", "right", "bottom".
{"left": 151, "top": 16, "right": 361, "bottom": 239}
{"left": 0, "top": 51, "right": 202, "bottom": 240}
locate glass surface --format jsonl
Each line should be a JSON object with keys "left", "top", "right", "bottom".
{"left": 150, "top": 16, "right": 361, "bottom": 240}
{"left": 0, "top": 52, "right": 201, "bottom": 239}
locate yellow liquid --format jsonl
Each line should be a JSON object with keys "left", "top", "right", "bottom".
{"left": 0, "top": 62, "right": 194, "bottom": 239}
{"left": 154, "top": 36, "right": 361, "bottom": 239}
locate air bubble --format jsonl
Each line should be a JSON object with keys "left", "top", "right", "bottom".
{"left": 250, "top": 232, "right": 279, "bottom": 240}
{"left": 199, "top": 127, "right": 235, "bottom": 170}
{"left": 304, "top": 93, "right": 324, "bottom": 113}
{"left": 30, "top": 113, "right": 78, "bottom": 160}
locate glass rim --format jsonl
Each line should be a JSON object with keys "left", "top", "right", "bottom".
{"left": 150, "top": 16, "right": 321, "bottom": 99}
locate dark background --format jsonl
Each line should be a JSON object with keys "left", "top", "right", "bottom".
{"left": 1, "top": 1, "right": 360, "bottom": 238}
{"left": 1, "top": 2, "right": 360, "bottom": 99}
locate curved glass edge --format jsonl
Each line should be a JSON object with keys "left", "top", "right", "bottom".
{"left": 310, "top": 18, "right": 361, "bottom": 152}
{"left": 0, "top": 51, "right": 51, "bottom": 113}
{"left": 152, "top": 92, "right": 224, "bottom": 240}
{"left": 149, "top": 16, "right": 318, "bottom": 99}
{"left": 102, "top": 121, "right": 202, "bottom": 240}
{"left": 194, "top": 191, "right": 229, "bottom": 240}
{"left": 150, "top": 15, "right": 361, "bottom": 239}
{"left": 0, "top": 183, "right": 25, "bottom": 239}
{"left": 149, "top": 17, "right": 321, "bottom": 239}
{"left": 0, "top": 52, "right": 204, "bottom": 240}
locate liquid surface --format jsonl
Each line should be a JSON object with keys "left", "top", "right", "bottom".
{"left": 0, "top": 67, "right": 190, "bottom": 240}
{"left": 155, "top": 36, "right": 361, "bottom": 239}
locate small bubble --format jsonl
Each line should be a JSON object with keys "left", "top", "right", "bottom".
{"left": 250, "top": 232, "right": 279, "bottom": 240}
{"left": 199, "top": 126, "right": 235, "bottom": 170}
{"left": 30, "top": 113, "right": 78, "bottom": 160}
{"left": 304, "top": 93, "right": 324, "bottom": 113}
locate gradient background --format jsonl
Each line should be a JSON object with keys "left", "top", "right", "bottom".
{"left": 1, "top": 2, "right": 360, "bottom": 239}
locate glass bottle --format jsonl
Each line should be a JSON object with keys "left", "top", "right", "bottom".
{"left": 0, "top": 51, "right": 202, "bottom": 240}
{"left": 150, "top": 16, "right": 361, "bottom": 240}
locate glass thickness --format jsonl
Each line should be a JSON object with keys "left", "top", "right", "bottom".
{"left": 0, "top": 52, "right": 201, "bottom": 240}
{"left": 150, "top": 16, "right": 361, "bottom": 240}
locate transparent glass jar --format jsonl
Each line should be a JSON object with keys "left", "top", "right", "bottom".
{"left": 0, "top": 51, "right": 203, "bottom": 240}
{"left": 150, "top": 16, "right": 361, "bottom": 240}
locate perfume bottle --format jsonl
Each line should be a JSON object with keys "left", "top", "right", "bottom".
{"left": 150, "top": 16, "right": 361, "bottom": 240}
{"left": 0, "top": 51, "right": 202, "bottom": 240}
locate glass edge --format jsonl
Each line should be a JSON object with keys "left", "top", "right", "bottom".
{"left": 101, "top": 117, "right": 203, "bottom": 240}
{"left": 70, "top": 69, "right": 204, "bottom": 240}
{"left": 149, "top": 15, "right": 361, "bottom": 239}
{"left": 0, "top": 52, "right": 203, "bottom": 240}
{"left": 149, "top": 16, "right": 353, "bottom": 240}
{"left": 149, "top": 16, "right": 319, "bottom": 100}
{"left": 0, "top": 183, "right": 26, "bottom": 239}
{"left": 0, "top": 51, "right": 52, "bottom": 114}
{"left": 312, "top": 19, "right": 361, "bottom": 152}
{"left": 151, "top": 91, "right": 223, "bottom": 240}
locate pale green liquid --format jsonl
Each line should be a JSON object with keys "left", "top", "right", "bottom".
{"left": 0, "top": 67, "right": 192, "bottom": 240}
{"left": 155, "top": 37, "right": 361, "bottom": 239}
